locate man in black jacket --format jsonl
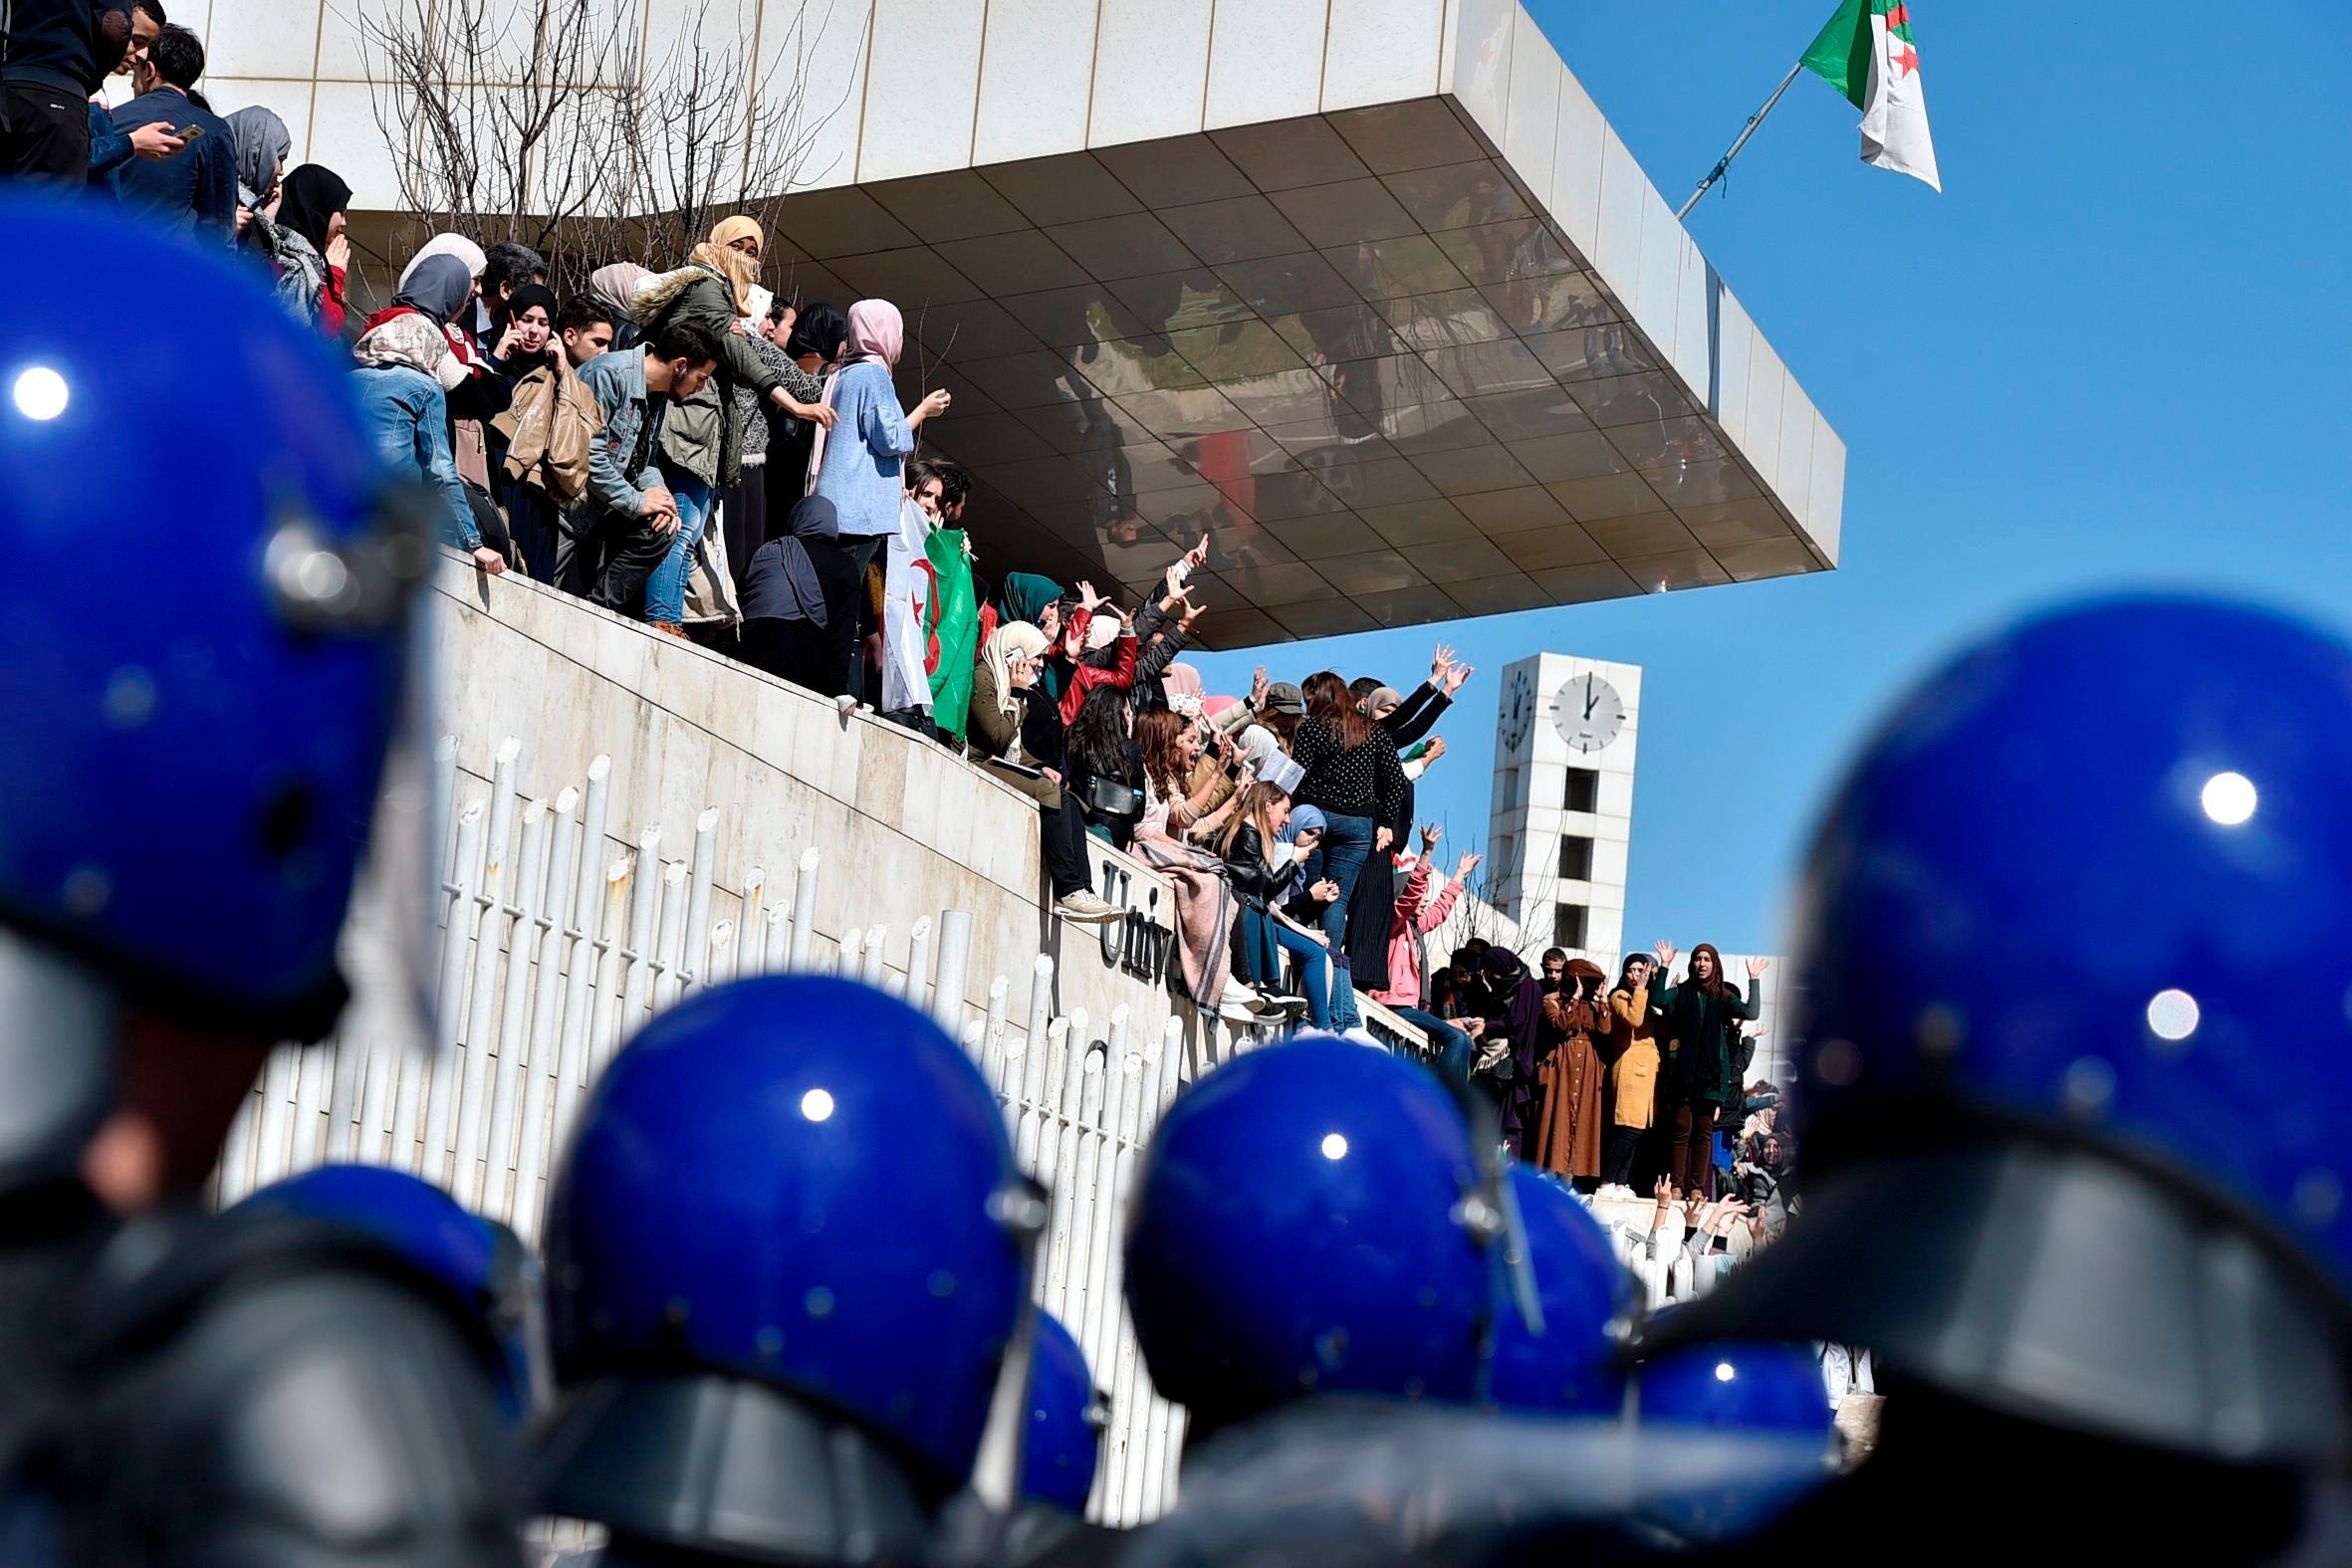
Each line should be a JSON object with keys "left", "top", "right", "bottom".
{"left": 3, "top": 0, "right": 132, "bottom": 178}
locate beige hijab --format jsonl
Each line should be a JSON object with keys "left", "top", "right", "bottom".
{"left": 980, "top": 622, "right": 1049, "bottom": 726}
{"left": 690, "top": 215, "right": 764, "bottom": 315}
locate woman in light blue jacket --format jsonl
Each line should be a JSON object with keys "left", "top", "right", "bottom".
{"left": 807, "top": 299, "right": 950, "bottom": 693}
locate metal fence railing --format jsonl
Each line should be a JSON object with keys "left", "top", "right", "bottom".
{"left": 209, "top": 732, "right": 1245, "bottom": 1527}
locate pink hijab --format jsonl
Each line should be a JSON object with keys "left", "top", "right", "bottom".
{"left": 806, "top": 298, "right": 908, "bottom": 491}
{"left": 1163, "top": 663, "right": 1206, "bottom": 716}
{"left": 845, "top": 299, "right": 904, "bottom": 367}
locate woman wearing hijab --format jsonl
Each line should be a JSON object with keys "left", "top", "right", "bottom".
{"left": 273, "top": 166, "right": 353, "bottom": 336}
{"left": 351, "top": 257, "right": 499, "bottom": 575}
{"left": 398, "top": 233, "right": 488, "bottom": 296}
{"left": 486, "top": 280, "right": 581, "bottom": 580}
{"left": 965, "top": 622, "right": 1120, "bottom": 924}
{"left": 588, "top": 263, "right": 650, "bottom": 353}
{"left": 1601, "top": 952, "right": 1668, "bottom": 1195}
{"left": 630, "top": 216, "right": 838, "bottom": 635}
{"left": 1650, "top": 942, "right": 1768, "bottom": 1197}
{"left": 1534, "top": 957, "right": 1614, "bottom": 1186}
{"left": 996, "top": 574, "right": 1065, "bottom": 685}
{"left": 224, "top": 106, "right": 288, "bottom": 216}
{"left": 737, "top": 496, "right": 860, "bottom": 697}
{"left": 808, "top": 298, "right": 953, "bottom": 698}
{"left": 1471, "top": 947, "right": 1546, "bottom": 1159}
{"left": 369, "top": 248, "right": 516, "bottom": 563}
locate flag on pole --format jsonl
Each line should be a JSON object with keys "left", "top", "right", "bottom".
{"left": 1801, "top": 0, "right": 1940, "bottom": 191}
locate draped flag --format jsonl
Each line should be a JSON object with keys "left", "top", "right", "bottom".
{"left": 1801, "top": 0, "right": 1941, "bottom": 191}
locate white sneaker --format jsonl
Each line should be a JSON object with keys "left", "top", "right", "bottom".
{"left": 1252, "top": 992, "right": 1308, "bottom": 1019}
{"left": 835, "top": 694, "right": 858, "bottom": 718}
{"left": 1055, "top": 891, "right": 1123, "bottom": 924}
{"left": 1340, "top": 1026, "right": 1384, "bottom": 1049}
{"left": 1218, "top": 988, "right": 1268, "bottom": 1024}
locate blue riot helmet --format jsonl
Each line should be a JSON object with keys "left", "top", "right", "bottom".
{"left": 237, "top": 1164, "right": 551, "bottom": 1423}
{"left": 0, "top": 198, "right": 434, "bottom": 1188}
{"left": 1634, "top": 1340, "right": 1835, "bottom": 1446}
{"left": 1024, "top": 1311, "right": 1107, "bottom": 1516}
{"left": 1487, "top": 1166, "right": 1634, "bottom": 1416}
{"left": 1124, "top": 1035, "right": 1521, "bottom": 1436}
{"left": 1657, "top": 595, "right": 2352, "bottom": 1466}
{"left": 536, "top": 976, "right": 1040, "bottom": 1561}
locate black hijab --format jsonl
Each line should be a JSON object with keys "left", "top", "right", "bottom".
{"left": 275, "top": 164, "right": 351, "bottom": 255}
{"left": 503, "top": 281, "right": 560, "bottom": 333}
{"left": 785, "top": 302, "right": 848, "bottom": 364}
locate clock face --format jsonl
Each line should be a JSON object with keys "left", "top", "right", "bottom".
{"left": 1554, "top": 672, "right": 1626, "bottom": 754}
{"left": 1499, "top": 669, "right": 1534, "bottom": 755}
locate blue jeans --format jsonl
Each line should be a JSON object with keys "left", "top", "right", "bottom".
{"left": 643, "top": 467, "right": 714, "bottom": 625}
{"left": 1302, "top": 811, "right": 1374, "bottom": 951}
{"left": 1393, "top": 1007, "right": 1474, "bottom": 1075}
{"left": 1328, "top": 956, "right": 1361, "bottom": 1029}
{"left": 1237, "top": 907, "right": 1334, "bottom": 1030}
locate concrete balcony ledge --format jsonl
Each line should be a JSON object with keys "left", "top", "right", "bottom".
{"left": 429, "top": 551, "right": 1431, "bottom": 1053}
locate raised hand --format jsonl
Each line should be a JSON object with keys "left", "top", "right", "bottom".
{"left": 1441, "top": 661, "right": 1474, "bottom": 697}
{"left": 1075, "top": 579, "right": 1108, "bottom": 612}
{"left": 1420, "top": 821, "right": 1443, "bottom": 851}
{"left": 1423, "top": 736, "right": 1447, "bottom": 764}
{"left": 1455, "top": 851, "right": 1482, "bottom": 881}
{"left": 1249, "top": 664, "right": 1269, "bottom": 706}
{"left": 1747, "top": 956, "right": 1771, "bottom": 981}
{"left": 1653, "top": 940, "right": 1678, "bottom": 972}
{"left": 1185, "top": 537, "right": 1210, "bottom": 570}
{"left": 1430, "top": 642, "right": 1456, "bottom": 683}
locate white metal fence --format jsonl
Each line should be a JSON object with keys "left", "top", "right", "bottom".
{"left": 210, "top": 733, "right": 1209, "bottom": 1526}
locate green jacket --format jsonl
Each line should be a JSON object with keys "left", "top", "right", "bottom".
{"left": 1657, "top": 975, "right": 1761, "bottom": 1106}
{"left": 632, "top": 264, "right": 784, "bottom": 488}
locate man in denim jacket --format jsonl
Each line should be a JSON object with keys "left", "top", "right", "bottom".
{"left": 558, "top": 319, "right": 722, "bottom": 616}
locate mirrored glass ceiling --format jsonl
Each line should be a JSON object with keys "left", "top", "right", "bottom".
{"left": 764, "top": 99, "right": 1829, "bottom": 648}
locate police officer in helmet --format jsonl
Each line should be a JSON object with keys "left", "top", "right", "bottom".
{"left": 1651, "top": 596, "right": 2352, "bottom": 1563}
{"left": 533, "top": 975, "right": 1047, "bottom": 1566}
{"left": 0, "top": 194, "right": 520, "bottom": 1563}
{"left": 1115, "top": 1038, "right": 1828, "bottom": 1566}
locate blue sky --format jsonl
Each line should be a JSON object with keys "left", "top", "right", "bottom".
{"left": 1188, "top": 0, "right": 2352, "bottom": 956}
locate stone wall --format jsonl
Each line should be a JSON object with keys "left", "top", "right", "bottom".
{"left": 430, "top": 557, "right": 1424, "bottom": 1058}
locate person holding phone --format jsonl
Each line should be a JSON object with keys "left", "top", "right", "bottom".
{"left": 107, "top": 25, "right": 235, "bottom": 240}
{"left": 1533, "top": 957, "right": 1612, "bottom": 1188}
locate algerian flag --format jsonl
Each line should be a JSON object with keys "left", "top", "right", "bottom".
{"left": 1802, "top": 0, "right": 1941, "bottom": 191}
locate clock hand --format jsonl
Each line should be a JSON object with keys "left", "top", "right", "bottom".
{"left": 1583, "top": 679, "right": 1597, "bottom": 719}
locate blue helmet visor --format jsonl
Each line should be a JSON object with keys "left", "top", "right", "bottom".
{"left": 298, "top": 487, "right": 443, "bottom": 1056}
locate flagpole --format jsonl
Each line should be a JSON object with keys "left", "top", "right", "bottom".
{"left": 1675, "top": 61, "right": 1804, "bottom": 220}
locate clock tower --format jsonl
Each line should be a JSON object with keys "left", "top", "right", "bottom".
{"left": 1485, "top": 653, "right": 1641, "bottom": 964}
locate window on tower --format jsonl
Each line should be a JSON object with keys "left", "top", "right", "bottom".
{"left": 1558, "top": 835, "right": 1593, "bottom": 881}
{"left": 1553, "top": 903, "right": 1588, "bottom": 951}
{"left": 1563, "top": 768, "right": 1599, "bottom": 813}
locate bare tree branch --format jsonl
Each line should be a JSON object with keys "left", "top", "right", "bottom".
{"left": 352, "top": 0, "right": 862, "bottom": 295}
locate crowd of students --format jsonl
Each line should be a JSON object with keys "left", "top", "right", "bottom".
{"left": 1423, "top": 938, "right": 1774, "bottom": 1196}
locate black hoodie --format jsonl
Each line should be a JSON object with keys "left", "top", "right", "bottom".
{"left": 3, "top": 0, "right": 132, "bottom": 95}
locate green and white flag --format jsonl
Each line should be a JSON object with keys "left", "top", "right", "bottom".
{"left": 1802, "top": 0, "right": 1940, "bottom": 191}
